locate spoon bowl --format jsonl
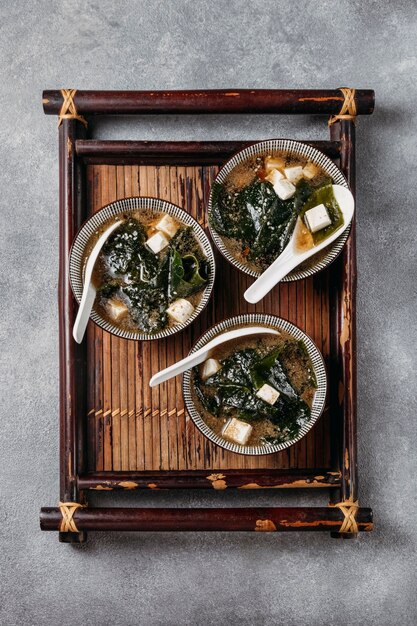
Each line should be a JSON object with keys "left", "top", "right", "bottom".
{"left": 244, "top": 185, "right": 354, "bottom": 304}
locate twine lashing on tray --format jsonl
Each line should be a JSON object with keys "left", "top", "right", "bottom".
{"left": 331, "top": 497, "right": 359, "bottom": 533}
{"left": 328, "top": 88, "right": 356, "bottom": 126}
{"left": 59, "top": 501, "right": 85, "bottom": 533}
{"left": 58, "top": 89, "right": 88, "bottom": 128}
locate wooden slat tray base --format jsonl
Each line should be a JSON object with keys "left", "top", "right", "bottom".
{"left": 86, "top": 164, "right": 334, "bottom": 475}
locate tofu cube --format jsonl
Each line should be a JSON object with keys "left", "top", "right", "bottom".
{"left": 146, "top": 231, "right": 170, "bottom": 254}
{"left": 222, "top": 417, "right": 253, "bottom": 446}
{"left": 166, "top": 298, "right": 195, "bottom": 324}
{"left": 284, "top": 165, "right": 303, "bottom": 184}
{"left": 201, "top": 358, "right": 222, "bottom": 381}
{"left": 155, "top": 214, "right": 179, "bottom": 239}
{"left": 264, "top": 155, "right": 285, "bottom": 172}
{"left": 256, "top": 383, "right": 280, "bottom": 405}
{"left": 273, "top": 178, "right": 296, "bottom": 200}
{"left": 304, "top": 203, "right": 332, "bottom": 234}
{"left": 107, "top": 298, "right": 129, "bottom": 322}
{"left": 302, "top": 161, "right": 319, "bottom": 180}
{"left": 265, "top": 168, "right": 284, "bottom": 185}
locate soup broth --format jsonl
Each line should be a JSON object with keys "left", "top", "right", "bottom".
{"left": 190, "top": 328, "right": 317, "bottom": 447}
{"left": 210, "top": 151, "right": 343, "bottom": 273}
{"left": 83, "top": 211, "right": 210, "bottom": 334}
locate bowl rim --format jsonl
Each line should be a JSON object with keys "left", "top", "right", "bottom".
{"left": 208, "top": 138, "right": 349, "bottom": 281}
{"left": 182, "top": 313, "right": 327, "bottom": 456}
{"left": 69, "top": 195, "right": 216, "bottom": 341}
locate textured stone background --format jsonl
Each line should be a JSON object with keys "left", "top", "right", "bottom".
{"left": 1, "top": 1, "right": 416, "bottom": 625}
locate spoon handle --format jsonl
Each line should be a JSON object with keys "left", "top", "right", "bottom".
{"left": 73, "top": 283, "right": 97, "bottom": 344}
{"left": 149, "top": 349, "right": 208, "bottom": 387}
{"left": 244, "top": 246, "right": 297, "bottom": 304}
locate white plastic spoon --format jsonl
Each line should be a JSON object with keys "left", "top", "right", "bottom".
{"left": 149, "top": 326, "right": 280, "bottom": 387}
{"left": 73, "top": 220, "right": 123, "bottom": 344}
{"left": 244, "top": 185, "right": 355, "bottom": 304}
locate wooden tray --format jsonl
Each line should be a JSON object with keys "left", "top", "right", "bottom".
{"left": 39, "top": 89, "right": 374, "bottom": 541}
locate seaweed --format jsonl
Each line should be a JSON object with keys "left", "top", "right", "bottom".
{"left": 175, "top": 252, "right": 207, "bottom": 296}
{"left": 104, "top": 217, "right": 147, "bottom": 253}
{"left": 250, "top": 347, "right": 299, "bottom": 400}
{"left": 220, "top": 385, "right": 263, "bottom": 412}
{"left": 209, "top": 179, "right": 276, "bottom": 245}
{"left": 279, "top": 340, "right": 318, "bottom": 393}
{"left": 196, "top": 343, "right": 313, "bottom": 445}
{"left": 209, "top": 182, "right": 245, "bottom": 239}
{"left": 161, "top": 248, "right": 208, "bottom": 302}
{"left": 219, "top": 385, "right": 277, "bottom": 420}
{"left": 97, "top": 282, "right": 119, "bottom": 299}
{"left": 182, "top": 254, "right": 206, "bottom": 284}
{"left": 248, "top": 194, "right": 297, "bottom": 268}
{"left": 237, "top": 179, "right": 277, "bottom": 238}
{"left": 204, "top": 349, "right": 259, "bottom": 388}
{"left": 156, "top": 247, "right": 179, "bottom": 300}
{"left": 193, "top": 370, "right": 221, "bottom": 416}
{"left": 218, "top": 382, "right": 309, "bottom": 437}
{"left": 210, "top": 178, "right": 299, "bottom": 269}
{"left": 103, "top": 218, "right": 158, "bottom": 283}
{"left": 123, "top": 283, "right": 167, "bottom": 333}
{"left": 171, "top": 226, "right": 204, "bottom": 260}
{"left": 96, "top": 219, "right": 209, "bottom": 332}
{"left": 129, "top": 247, "right": 160, "bottom": 284}
{"left": 210, "top": 172, "right": 337, "bottom": 270}
{"left": 262, "top": 397, "right": 311, "bottom": 444}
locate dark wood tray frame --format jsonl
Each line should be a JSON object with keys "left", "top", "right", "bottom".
{"left": 39, "top": 89, "right": 374, "bottom": 541}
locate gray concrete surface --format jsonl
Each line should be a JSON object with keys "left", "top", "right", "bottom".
{"left": 1, "top": 1, "right": 416, "bottom": 624}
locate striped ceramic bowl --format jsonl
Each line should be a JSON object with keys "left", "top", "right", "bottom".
{"left": 183, "top": 313, "right": 327, "bottom": 456}
{"left": 208, "top": 138, "right": 349, "bottom": 281}
{"left": 69, "top": 196, "right": 216, "bottom": 341}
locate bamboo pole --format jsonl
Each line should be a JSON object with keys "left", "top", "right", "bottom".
{"left": 77, "top": 469, "right": 341, "bottom": 490}
{"left": 75, "top": 140, "right": 341, "bottom": 165}
{"left": 58, "top": 118, "right": 87, "bottom": 543}
{"left": 40, "top": 505, "right": 373, "bottom": 533}
{"left": 43, "top": 89, "right": 375, "bottom": 116}
{"left": 329, "top": 118, "right": 358, "bottom": 538}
